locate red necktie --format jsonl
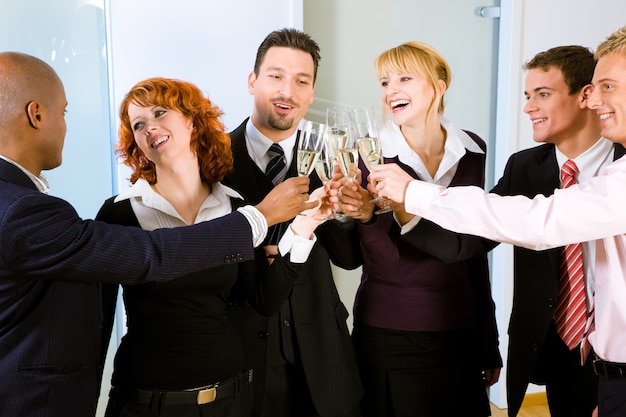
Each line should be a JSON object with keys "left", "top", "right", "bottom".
{"left": 555, "top": 159, "right": 587, "bottom": 350}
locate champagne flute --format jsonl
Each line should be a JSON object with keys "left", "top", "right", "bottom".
{"left": 297, "top": 120, "right": 325, "bottom": 177}
{"left": 295, "top": 121, "right": 326, "bottom": 216}
{"left": 314, "top": 131, "right": 344, "bottom": 220}
{"left": 352, "top": 106, "right": 400, "bottom": 214}
{"left": 326, "top": 106, "right": 354, "bottom": 216}
{"left": 326, "top": 107, "right": 358, "bottom": 183}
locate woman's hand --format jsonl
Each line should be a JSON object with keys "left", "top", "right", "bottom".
{"left": 340, "top": 180, "right": 375, "bottom": 223}
{"left": 290, "top": 186, "right": 333, "bottom": 238}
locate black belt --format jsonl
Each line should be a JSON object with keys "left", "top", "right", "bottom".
{"left": 120, "top": 369, "right": 253, "bottom": 406}
{"left": 593, "top": 358, "right": 626, "bottom": 379}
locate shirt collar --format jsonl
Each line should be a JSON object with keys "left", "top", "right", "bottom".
{"left": 115, "top": 179, "right": 243, "bottom": 221}
{"left": 380, "top": 116, "right": 484, "bottom": 182}
{"left": 0, "top": 154, "right": 50, "bottom": 194}
{"left": 555, "top": 137, "right": 614, "bottom": 183}
{"left": 245, "top": 118, "right": 299, "bottom": 170}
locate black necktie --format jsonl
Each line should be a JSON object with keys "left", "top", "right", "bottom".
{"left": 265, "top": 143, "right": 288, "bottom": 185}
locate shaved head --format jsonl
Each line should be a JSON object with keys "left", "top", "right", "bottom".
{"left": 0, "top": 52, "right": 67, "bottom": 174}
{"left": 0, "top": 52, "right": 63, "bottom": 133}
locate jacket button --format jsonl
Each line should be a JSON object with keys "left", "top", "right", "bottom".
{"left": 237, "top": 253, "right": 244, "bottom": 261}
{"left": 532, "top": 343, "right": 540, "bottom": 351}
{"left": 282, "top": 320, "right": 290, "bottom": 327}
{"left": 258, "top": 331, "right": 269, "bottom": 339}
{"left": 547, "top": 298, "right": 555, "bottom": 308}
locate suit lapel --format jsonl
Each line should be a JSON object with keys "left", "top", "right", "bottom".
{"left": 613, "top": 143, "right": 626, "bottom": 160}
{"left": 527, "top": 145, "right": 560, "bottom": 197}
{"left": 225, "top": 119, "right": 274, "bottom": 205}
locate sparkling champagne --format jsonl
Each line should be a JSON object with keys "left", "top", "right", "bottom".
{"left": 357, "top": 137, "right": 382, "bottom": 170}
{"left": 335, "top": 149, "right": 358, "bottom": 181}
{"left": 315, "top": 158, "right": 334, "bottom": 183}
{"left": 297, "top": 150, "right": 321, "bottom": 176}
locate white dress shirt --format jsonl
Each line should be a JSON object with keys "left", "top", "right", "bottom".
{"left": 380, "top": 117, "right": 484, "bottom": 234}
{"left": 402, "top": 146, "right": 626, "bottom": 363}
{"left": 115, "top": 178, "right": 315, "bottom": 263}
{"left": 245, "top": 119, "right": 298, "bottom": 173}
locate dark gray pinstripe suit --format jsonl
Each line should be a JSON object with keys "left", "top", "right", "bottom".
{"left": 224, "top": 119, "right": 364, "bottom": 417}
{"left": 0, "top": 159, "right": 255, "bottom": 417}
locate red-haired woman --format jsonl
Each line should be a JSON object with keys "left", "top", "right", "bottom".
{"left": 96, "top": 77, "right": 331, "bottom": 417}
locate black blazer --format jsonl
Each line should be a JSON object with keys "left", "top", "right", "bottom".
{"left": 96, "top": 196, "right": 303, "bottom": 390}
{"left": 223, "top": 119, "right": 364, "bottom": 417}
{"left": 0, "top": 159, "right": 255, "bottom": 417}
{"left": 400, "top": 142, "right": 626, "bottom": 416}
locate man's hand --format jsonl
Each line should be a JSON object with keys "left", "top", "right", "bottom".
{"left": 369, "top": 163, "right": 413, "bottom": 205}
{"left": 256, "top": 177, "right": 317, "bottom": 226}
{"left": 483, "top": 368, "right": 501, "bottom": 387}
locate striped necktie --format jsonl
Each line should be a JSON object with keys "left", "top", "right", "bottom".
{"left": 265, "top": 143, "right": 287, "bottom": 185}
{"left": 555, "top": 159, "right": 587, "bottom": 350}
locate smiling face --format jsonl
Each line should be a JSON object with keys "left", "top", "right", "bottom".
{"left": 127, "top": 103, "right": 194, "bottom": 168}
{"left": 248, "top": 46, "right": 315, "bottom": 141}
{"left": 379, "top": 72, "right": 437, "bottom": 128}
{"left": 523, "top": 66, "right": 587, "bottom": 145}
{"left": 588, "top": 52, "right": 626, "bottom": 144}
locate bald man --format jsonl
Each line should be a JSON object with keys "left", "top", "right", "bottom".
{"left": 0, "top": 52, "right": 314, "bottom": 417}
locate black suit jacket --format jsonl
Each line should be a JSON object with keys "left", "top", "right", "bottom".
{"left": 400, "top": 142, "right": 626, "bottom": 416}
{"left": 492, "top": 143, "right": 625, "bottom": 416}
{"left": 223, "top": 119, "right": 364, "bottom": 417}
{"left": 0, "top": 159, "right": 255, "bottom": 417}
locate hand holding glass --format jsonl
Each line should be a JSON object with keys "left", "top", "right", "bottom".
{"left": 352, "top": 107, "right": 400, "bottom": 214}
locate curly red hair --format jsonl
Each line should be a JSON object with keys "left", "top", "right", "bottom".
{"left": 117, "top": 77, "right": 233, "bottom": 185}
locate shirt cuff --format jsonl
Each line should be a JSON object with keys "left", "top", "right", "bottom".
{"left": 404, "top": 180, "right": 443, "bottom": 217}
{"left": 237, "top": 205, "right": 268, "bottom": 248}
{"left": 278, "top": 225, "right": 317, "bottom": 263}
{"left": 396, "top": 213, "right": 422, "bottom": 235}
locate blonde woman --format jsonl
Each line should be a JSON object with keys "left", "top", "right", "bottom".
{"left": 344, "top": 42, "right": 502, "bottom": 417}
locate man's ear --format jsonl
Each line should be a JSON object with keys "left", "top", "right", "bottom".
{"left": 248, "top": 71, "right": 257, "bottom": 95}
{"left": 26, "top": 101, "right": 42, "bottom": 129}
{"left": 580, "top": 84, "right": 593, "bottom": 108}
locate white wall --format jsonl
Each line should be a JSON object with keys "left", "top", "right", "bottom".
{"left": 106, "top": 0, "right": 303, "bottom": 193}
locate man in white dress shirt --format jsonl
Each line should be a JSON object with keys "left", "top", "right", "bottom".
{"left": 369, "top": 25, "right": 626, "bottom": 417}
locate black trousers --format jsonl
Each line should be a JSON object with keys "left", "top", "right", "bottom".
{"left": 104, "top": 383, "right": 254, "bottom": 417}
{"left": 530, "top": 321, "right": 598, "bottom": 417}
{"left": 352, "top": 323, "right": 490, "bottom": 417}
{"left": 598, "top": 374, "right": 626, "bottom": 417}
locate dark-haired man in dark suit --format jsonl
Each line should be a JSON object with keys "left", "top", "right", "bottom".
{"left": 223, "top": 28, "right": 363, "bottom": 417}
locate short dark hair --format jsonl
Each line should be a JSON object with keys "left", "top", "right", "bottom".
{"left": 253, "top": 28, "right": 321, "bottom": 83}
{"left": 523, "top": 45, "right": 596, "bottom": 95}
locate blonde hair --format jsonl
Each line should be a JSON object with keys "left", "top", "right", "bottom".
{"left": 595, "top": 25, "right": 626, "bottom": 59}
{"left": 375, "top": 41, "right": 451, "bottom": 122}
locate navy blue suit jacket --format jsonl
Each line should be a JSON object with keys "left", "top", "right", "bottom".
{"left": 0, "top": 159, "right": 255, "bottom": 417}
